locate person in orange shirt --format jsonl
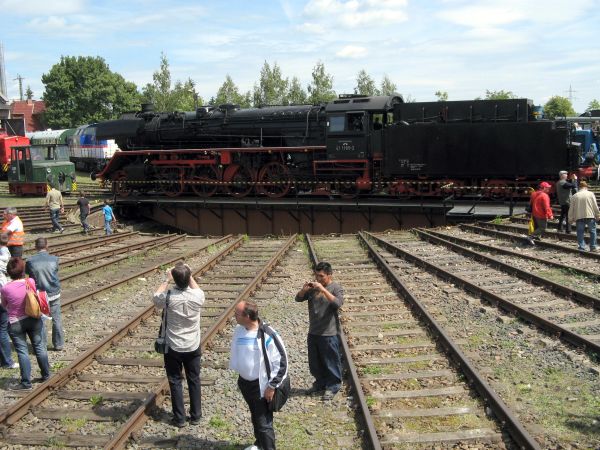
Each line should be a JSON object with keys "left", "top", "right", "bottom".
{"left": 1, "top": 208, "right": 25, "bottom": 257}
{"left": 527, "top": 182, "right": 554, "bottom": 246}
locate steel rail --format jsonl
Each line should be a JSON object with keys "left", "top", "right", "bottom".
{"left": 105, "top": 234, "right": 297, "bottom": 449}
{"left": 436, "top": 227, "right": 600, "bottom": 281}
{"left": 359, "top": 231, "right": 540, "bottom": 450}
{"left": 61, "top": 235, "right": 236, "bottom": 309}
{"left": 305, "top": 234, "right": 382, "bottom": 450}
{"left": 59, "top": 233, "right": 184, "bottom": 269}
{"left": 465, "top": 223, "right": 600, "bottom": 260}
{"left": 0, "top": 236, "right": 243, "bottom": 431}
{"left": 417, "top": 229, "right": 600, "bottom": 309}
{"left": 49, "top": 231, "right": 137, "bottom": 256}
{"left": 59, "top": 234, "right": 187, "bottom": 283}
{"left": 485, "top": 221, "right": 578, "bottom": 242}
{"left": 367, "top": 232, "right": 600, "bottom": 355}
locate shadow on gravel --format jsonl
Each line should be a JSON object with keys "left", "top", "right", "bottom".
{"left": 565, "top": 414, "right": 600, "bottom": 436}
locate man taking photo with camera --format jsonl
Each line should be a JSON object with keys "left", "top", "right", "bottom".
{"left": 152, "top": 262, "right": 205, "bottom": 427}
{"left": 295, "top": 261, "right": 344, "bottom": 401}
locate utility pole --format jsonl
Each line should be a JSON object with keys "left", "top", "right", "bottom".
{"left": 565, "top": 84, "right": 577, "bottom": 104}
{"left": 14, "top": 74, "right": 24, "bottom": 101}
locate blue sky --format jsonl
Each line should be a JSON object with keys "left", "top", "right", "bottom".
{"left": 1, "top": 0, "right": 599, "bottom": 113}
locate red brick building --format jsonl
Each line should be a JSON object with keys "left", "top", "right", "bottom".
{"left": 10, "top": 99, "right": 46, "bottom": 132}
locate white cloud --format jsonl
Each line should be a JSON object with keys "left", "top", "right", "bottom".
{"left": 438, "top": 0, "right": 593, "bottom": 28}
{"left": 301, "top": 0, "right": 408, "bottom": 29}
{"left": 336, "top": 45, "right": 368, "bottom": 58}
{"left": 0, "top": 0, "right": 83, "bottom": 15}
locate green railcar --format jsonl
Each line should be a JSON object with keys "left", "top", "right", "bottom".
{"left": 8, "top": 129, "right": 77, "bottom": 195}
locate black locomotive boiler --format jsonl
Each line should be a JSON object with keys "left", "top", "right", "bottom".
{"left": 93, "top": 95, "right": 574, "bottom": 199}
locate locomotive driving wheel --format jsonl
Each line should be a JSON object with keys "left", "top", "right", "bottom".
{"left": 112, "top": 170, "right": 132, "bottom": 197}
{"left": 189, "top": 165, "right": 221, "bottom": 197}
{"left": 158, "top": 167, "right": 184, "bottom": 197}
{"left": 257, "top": 162, "right": 292, "bottom": 198}
{"left": 224, "top": 165, "right": 254, "bottom": 198}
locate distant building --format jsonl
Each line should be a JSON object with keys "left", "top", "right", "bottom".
{"left": 10, "top": 99, "right": 46, "bottom": 132}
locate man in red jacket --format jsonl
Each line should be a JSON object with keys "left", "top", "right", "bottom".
{"left": 527, "top": 181, "right": 554, "bottom": 245}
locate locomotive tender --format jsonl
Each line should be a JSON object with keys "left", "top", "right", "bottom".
{"left": 94, "top": 94, "right": 574, "bottom": 199}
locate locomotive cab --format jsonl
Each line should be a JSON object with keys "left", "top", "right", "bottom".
{"left": 325, "top": 95, "right": 402, "bottom": 160}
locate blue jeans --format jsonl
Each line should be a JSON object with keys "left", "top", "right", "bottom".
{"left": 0, "top": 305, "right": 15, "bottom": 367}
{"left": 41, "top": 298, "right": 64, "bottom": 350}
{"left": 104, "top": 219, "right": 113, "bottom": 235}
{"left": 8, "top": 317, "right": 51, "bottom": 387}
{"left": 50, "top": 208, "right": 62, "bottom": 231}
{"left": 576, "top": 218, "right": 597, "bottom": 250}
{"left": 307, "top": 333, "right": 342, "bottom": 393}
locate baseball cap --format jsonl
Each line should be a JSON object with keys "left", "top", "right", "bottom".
{"left": 539, "top": 181, "right": 552, "bottom": 189}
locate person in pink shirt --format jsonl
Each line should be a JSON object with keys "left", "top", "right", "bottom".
{"left": 1, "top": 257, "right": 50, "bottom": 390}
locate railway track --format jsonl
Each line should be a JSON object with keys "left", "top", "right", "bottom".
{"left": 0, "top": 235, "right": 296, "bottom": 448}
{"left": 305, "top": 234, "right": 538, "bottom": 449}
{"left": 368, "top": 231, "right": 600, "bottom": 357}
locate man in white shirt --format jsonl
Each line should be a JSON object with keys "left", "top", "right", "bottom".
{"left": 153, "top": 263, "right": 205, "bottom": 427}
{"left": 230, "top": 300, "right": 288, "bottom": 450}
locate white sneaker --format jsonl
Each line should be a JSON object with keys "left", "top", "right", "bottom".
{"left": 8, "top": 362, "right": 18, "bottom": 369}
{"left": 243, "top": 446, "right": 259, "bottom": 450}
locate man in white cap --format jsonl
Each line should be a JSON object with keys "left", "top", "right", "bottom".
{"left": 555, "top": 171, "right": 577, "bottom": 233}
{"left": 568, "top": 181, "right": 600, "bottom": 251}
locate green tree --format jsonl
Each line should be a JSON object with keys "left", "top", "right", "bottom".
{"left": 587, "top": 99, "right": 600, "bottom": 112}
{"left": 25, "top": 86, "right": 33, "bottom": 100}
{"left": 354, "top": 70, "right": 379, "bottom": 96}
{"left": 544, "top": 95, "right": 576, "bottom": 119}
{"left": 307, "top": 61, "right": 336, "bottom": 104}
{"left": 435, "top": 90, "right": 448, "bottom": 101}
{"left": 253, "top": 61, "right": 288, "bottom": 106}
{"left": 42, "top": 55, "right": 140, "bottom": 129}
{"left": 380, "top": 75, "right": 397, "bottom": 96}
{"left": 484, "top": 89, "right": 516, "bottom": 100}
{"left": 142, "top": 53, "right": 202, "bottom": 111}
{"left": 287, "top": 77, "right": 308, "bottom": 104}
{"left": 214, "top": 75, "right": 245, "bottom": 106}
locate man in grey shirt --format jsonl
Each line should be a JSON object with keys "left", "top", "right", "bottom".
{"left": 556, "top": 170, "right": 578, "bottom": 233}
{"left": 295, "top": 261, "right": 344, "bottom": 400}
{"left": 153, "top": 263, "right": 205, "bottom": 427}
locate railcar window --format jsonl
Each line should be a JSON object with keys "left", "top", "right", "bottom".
{"left": 372, "top": 113, "right": 383, "bottom": 130}
{"left": 329, "top": 116, "right": 345, "bottom": 132}
{"left": 347, "top": 113, "right": 364, "bottom": 131}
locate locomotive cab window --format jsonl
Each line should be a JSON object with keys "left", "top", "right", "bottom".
{"left": 348, "top": 112, "right": 364, "bottom": 132}
{"left": 328, "top": 115, "right": 345, "bottom": 132}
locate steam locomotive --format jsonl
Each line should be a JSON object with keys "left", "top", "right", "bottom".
{"left": 93, "top": 94, "right": 574, "bottom": 199}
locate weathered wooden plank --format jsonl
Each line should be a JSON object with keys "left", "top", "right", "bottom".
{"left": 5, "top": 432, "right": 110, "bottom": 447}
{"left": 356, "top": 355, "right": 442, "bottom": 365}
{"left": 371, "top": 386, "right": 467, "bottom": 399}
{"left": 351, "top": 343, "right": 435, "bottom": 351}
{"left": 351, "top": 329, "right": 426, "bottom": 338}
{"left": 362, "top": 369, "right": 454, "bottom": 381}
{"left": 77, "top": 374, "right": 215, "bottom": 385}
{"left": 373, "top": 406, "right": 478, "bottom": 418}
{"left": 96, "top": 357, "right": 163, "bottom": 367}
{"left": 55, "top": 390, "right": 150, "bottom": 401}
{"left": 380, "top": 428, "right": 500, "bottom": 444}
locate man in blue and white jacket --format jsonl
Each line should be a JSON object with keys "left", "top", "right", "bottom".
{"left": 230, "top": 300, "right": 288, "bottom": 450}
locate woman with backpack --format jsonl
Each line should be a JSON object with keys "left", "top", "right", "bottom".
{"left": 1, "top": 257, "right": 50, "bottom": 390}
